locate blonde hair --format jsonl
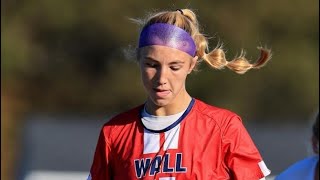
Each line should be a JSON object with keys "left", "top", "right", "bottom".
{"left": 132, "top": 9, "right": 272, "bottom": 74}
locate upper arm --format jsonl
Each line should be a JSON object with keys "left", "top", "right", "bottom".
{"left": 222, "top": 116, "right": 271, "bottom": 180}
{"left": 89, "top": 127, "right": 113, "bottom": 180}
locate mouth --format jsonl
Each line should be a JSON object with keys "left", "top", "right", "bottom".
{"left": 153, "top": 88, "right": 171, "bottom": 98}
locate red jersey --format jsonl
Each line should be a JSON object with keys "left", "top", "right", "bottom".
{"left": 88, "top": 99, "right": 270, "bottom": 180}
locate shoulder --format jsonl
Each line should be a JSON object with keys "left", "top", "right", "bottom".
{"left": 101, "top": 104, "right": 143, "bottom": 137}
{"left": 194, "top": 99, "right": 239, "bottom": 117}
{"left": 193, "top": 98, "right": 242, "bottom": 127}
{"left": 105, "top": 104, "right": 143, "bottom": 125}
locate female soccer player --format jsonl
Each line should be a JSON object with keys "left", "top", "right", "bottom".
{"left": 88, "top": 8, "right": 272, "bottom": 180}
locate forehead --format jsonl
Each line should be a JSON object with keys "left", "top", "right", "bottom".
{"left": 139, "top": 45, "right": 192, "bottom": 62}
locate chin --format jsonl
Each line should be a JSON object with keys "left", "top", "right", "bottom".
{"left": 150, "top": 97, "right": 171, "bottom": 107}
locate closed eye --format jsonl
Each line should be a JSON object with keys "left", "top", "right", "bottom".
{"left": 145, "top": 62, "right": 158, "bottom": 68}
{"left": 170, "top": 66, "right": 181, "bottom": 71}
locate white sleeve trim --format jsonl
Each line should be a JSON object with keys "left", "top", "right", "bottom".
{"left": 258, "top": 160, "right": 271, "bottom": 177}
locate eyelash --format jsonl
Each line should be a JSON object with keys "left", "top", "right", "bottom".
{"left": 145, "top": 63, "right": 157, "bottom": 68}
{"left": 145, "top": 63, "right": 181, "bottom": 71}
{"left": 170, "top": 66, "right": 180, "bottom": 71}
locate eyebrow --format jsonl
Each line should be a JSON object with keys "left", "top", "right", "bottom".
{"left": 144, "top": 57, "right": 185, "bottom": 65}
{"left": 144, "top": 57, "right": 157, "bottom": 62}
{"left": 169, "top": 61, "right": 184, "bottom": 66}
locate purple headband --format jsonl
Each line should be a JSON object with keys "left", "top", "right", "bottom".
{"left": 138, "top": 23, "right": 196, "bottom": 57}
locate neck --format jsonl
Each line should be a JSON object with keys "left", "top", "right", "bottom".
{"left": 146, "top": 93, "right": 192, "bottom": 116}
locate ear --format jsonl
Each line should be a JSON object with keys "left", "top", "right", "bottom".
{"left": 188, "top": 56, "right": 198, "bottom": 74}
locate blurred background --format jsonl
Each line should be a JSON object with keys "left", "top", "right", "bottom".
{"left": 1, "top": 0, "right": 318, "bottom": 180}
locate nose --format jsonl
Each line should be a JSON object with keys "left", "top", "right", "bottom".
{"left": 156, "top": 67, "right": 167, "bottom": 85}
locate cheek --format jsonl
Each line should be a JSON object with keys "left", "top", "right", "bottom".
{"left": 141, "top": 69, "right": 154, "bottom": 79}
{"left": 171, "top": 72, "right": 188, "bottom": 86}
{"left": 140, "top": 68, "right": 155, "bottom": 86}
{"left": 175, "top": 70, "right": 189, "bottom": 80}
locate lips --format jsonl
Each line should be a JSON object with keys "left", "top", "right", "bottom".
{"left": 153, "top": 88, "right": 170, "bottom": 98}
